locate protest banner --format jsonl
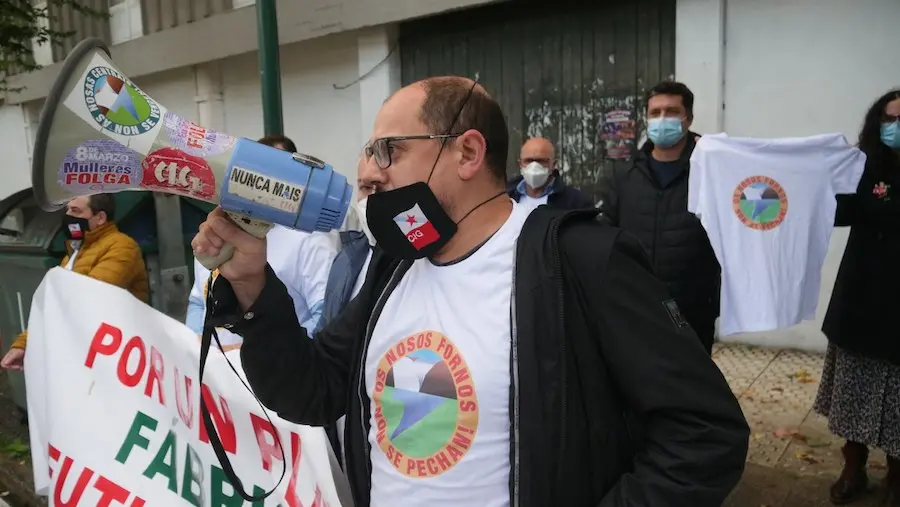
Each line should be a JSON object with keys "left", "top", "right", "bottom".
{"left": 24, "top": 267, "right": 345, "bottom": 506}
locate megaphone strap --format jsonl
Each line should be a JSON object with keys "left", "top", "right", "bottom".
{"left": 199, "top": 276, "right": 286, "bottom": 501}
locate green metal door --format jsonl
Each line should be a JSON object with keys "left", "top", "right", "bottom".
{"left": 399, "top": 0, "right": 676, "bottom": 202}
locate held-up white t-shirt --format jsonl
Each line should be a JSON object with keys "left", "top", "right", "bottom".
{"left": 688, "top": 133, "right": 866, "bottom": 336}
{"left": 365, "top": 200, "right": 532, "bottom": 507}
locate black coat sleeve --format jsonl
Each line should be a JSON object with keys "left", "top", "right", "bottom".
{"left": 597, "top": 169, "right": 620, "bottom": 226}
{"left": 587, "top": 231, "right": 749, "bottom": 507}
{"left": 834, "top": 194, "right": 857, "bottom": 227}
{"left": 208, "top": 264, "right": 365, "bottom": 425}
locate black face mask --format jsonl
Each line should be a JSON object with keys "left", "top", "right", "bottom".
{"left": 366, "top": 80, "right": 504, "bottom": 260}
{"left": 62, "top": 214, "right": 90, "bottom": 241}
{"left": 366, "top": 182, "right": 458, "bottom": 259}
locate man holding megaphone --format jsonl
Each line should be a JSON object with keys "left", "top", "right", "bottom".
{"left": 194, "top": 76, "right": 750, "bottom": 507}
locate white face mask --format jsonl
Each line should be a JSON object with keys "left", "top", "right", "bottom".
{"left": 521, "top": 161, "right": 550, "bottom": 189}
{"left": 357, "top": 196, "right": 376, "bottom": 246}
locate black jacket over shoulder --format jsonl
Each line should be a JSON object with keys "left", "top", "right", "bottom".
{"left": 209, "top": 207, "right": 749, "bottom": 507}
{"left": 823, "top": 155, "right": 900, "bottom": 365}
{"left": 598, "top": 135, "right": 720, "bottom": 337}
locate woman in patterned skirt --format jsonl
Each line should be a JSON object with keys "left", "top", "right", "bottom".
{"left": 815, "top": 88, "right": 900, "bottom": 506}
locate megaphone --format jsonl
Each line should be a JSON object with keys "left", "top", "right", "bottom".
{"left": 32, "top": 37, "right": 353, "bottom": 270}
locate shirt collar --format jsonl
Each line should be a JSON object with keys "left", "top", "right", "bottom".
{"left": 516, "top": 177, "right": 555, "bottom": 198}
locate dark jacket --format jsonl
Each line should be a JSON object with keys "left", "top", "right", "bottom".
{"left": 314, "top": 230, "right": 372, "bottom": 335}
{"left": 316, "top": 230, "right": 373, "bottom": 467}
{"left": 507, "top": 170, "right": 596, "bottom": 209}
{"left": 823, "top": 155, "right": 900, "bottom": 365}
{"left": 209, "top": 207, "right": 749, "bottom": 507}
{"left": 598, "top": 134, "right": 720, "bottom": 344}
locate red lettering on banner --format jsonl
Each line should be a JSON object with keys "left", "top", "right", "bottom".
{"left": 250, "top": 413, "right": 282, "bottom": 471}
{"left": 48, "top": 443, "right": 61, "bottom": 478}
{"left": 248, "top": 413, "right": 303, "bottom": 474}
{"left": 284, "top": 432, "right": 303, "bottom": 507}
{"left": 84, "top": 322, "right": 122, "bottom": 368}
{"left": 48, "top": 442, "right": 147, "bottom": 507}
{"left": 93, "top": 476, "right": 130, "bottom": 507}
{"left": 198, "top": 384, "right": 236, "bottom": 454}
{"left": 144, "top": 346, "right": 165, "bottom": 405}
{"left": 174, "top": 367, "right": 194, "bottom": 429}
{"left": 116, "top": 335, "right": 147, "bottom": 387}
{"left": 53, "top": 456, "right": 93, "bottom": 506}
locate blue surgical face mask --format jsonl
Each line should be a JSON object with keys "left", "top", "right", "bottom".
{"left": 881, "top": 121, "right": 900, "bottom": 149}
{"left": 648, "top": 117, "right": 685, "bottom": 148}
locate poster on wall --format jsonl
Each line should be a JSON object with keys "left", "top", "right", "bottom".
{"left": 600, "top": 109, "right": 636, "bottom": 161}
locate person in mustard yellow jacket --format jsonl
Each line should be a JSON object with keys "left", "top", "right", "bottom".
{"left": 1, "top": 194, "right": 149, "bottom": 370}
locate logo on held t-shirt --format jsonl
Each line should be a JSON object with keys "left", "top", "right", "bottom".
{"left": 372, "top": 331, "right": 479, "bottom": 478}
{"left": 732, "top": 176, "right": 788, "bottom": 231}
{"left": 394, "top": 204, "right": 440, "bottom": 250}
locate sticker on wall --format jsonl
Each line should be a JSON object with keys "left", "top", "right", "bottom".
{"left": 141, "top": 147, "right": 217, "bottom": 200}
{"left": 226, "top": 166, "right": 304, "bottom": 214}
{"left": 58, "top": 139, "right": 143, "bottom": 192}
{"left": 83, "top": 65, "right": 162, "bottom": 136}
{"left": 163, "top": 112, "right": 237, "bottom": 157}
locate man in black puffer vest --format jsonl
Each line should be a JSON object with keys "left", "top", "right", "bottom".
{"left": 599, "top": 81, "right": 720, "bottom": 353}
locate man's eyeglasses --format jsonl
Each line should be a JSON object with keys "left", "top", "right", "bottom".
{"left": 363, "top": 134, "right": 461, "bottom": 170}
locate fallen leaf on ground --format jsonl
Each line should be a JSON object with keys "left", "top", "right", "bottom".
{"left": 788, "top": 369, "right": 818, "bottom": 383}
{"left": 774, "top": 428, "right": 799, "bottom": 438}
{"left": 795, "top": 450, "right": 819, "bottom": 464}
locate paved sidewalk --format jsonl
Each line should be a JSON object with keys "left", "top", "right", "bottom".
{"left": 713, "top": 344, "right": 889, "bottom": 506}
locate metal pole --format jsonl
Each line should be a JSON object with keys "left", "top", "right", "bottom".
{"left": 256, "top": 0, "right": 284, "bottom": 136}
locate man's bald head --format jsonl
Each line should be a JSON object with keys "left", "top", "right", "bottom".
{"left": 519, "top": 137, "right": 556, "bottom": 170}
{"left": 409, "top": 76, "right": 509, "bottom": 182}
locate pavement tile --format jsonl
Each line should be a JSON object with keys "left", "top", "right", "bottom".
{"left": 713, "top": 343, "right": 890, "bottom": 507}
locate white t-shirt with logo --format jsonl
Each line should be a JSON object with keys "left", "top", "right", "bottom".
{"left": 688, "top": 133, "right": 866, "bottom": 336}
{"left": 365, "top": 200, "right": 532, "bottom": 507}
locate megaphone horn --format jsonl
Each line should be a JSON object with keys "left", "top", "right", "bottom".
{"left": 32, "top": 37, "right": 353, "bottom": 270}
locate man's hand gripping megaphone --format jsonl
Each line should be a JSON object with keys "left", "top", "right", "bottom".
{"left": 192, "top": 208, "right": 269, "bottom": 308}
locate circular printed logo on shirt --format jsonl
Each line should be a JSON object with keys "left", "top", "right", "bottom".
{"left": 732, "top": 176, "right": 788, "bottom": 230}
{"left": 372, "top": 331, "right": 479, "bottom": 478}
{"left": 84, "top": 66, "right": 161, "bottom": 136}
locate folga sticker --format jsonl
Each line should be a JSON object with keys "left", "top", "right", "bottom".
{"left": 58, "top": 139, "right": 143, "bottom": 192}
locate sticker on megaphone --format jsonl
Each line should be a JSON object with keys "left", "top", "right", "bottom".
{"left": 58, "top": 139, "right": 143, "bottom": 193}
{"left": 141, "top": 146, "right": 218, "bottom": 200}
{"left": 163, "top": 112, "right": 237, "bottom": 158}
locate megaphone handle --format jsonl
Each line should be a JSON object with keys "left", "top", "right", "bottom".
{"left": 195, "top": 212, "right": 274, "bottom": 271}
